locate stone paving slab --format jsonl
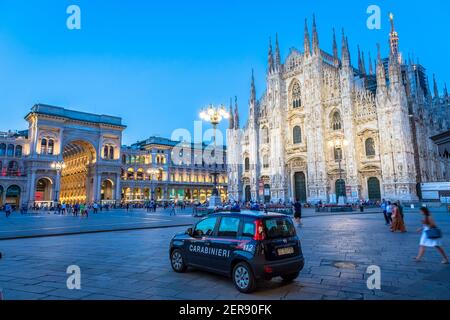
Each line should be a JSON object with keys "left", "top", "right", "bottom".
{"left": 0, "top": 208, "right": 449, "bottom": 300}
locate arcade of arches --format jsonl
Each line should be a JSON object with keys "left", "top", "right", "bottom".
{"left": 59, "top": 141, "right": 97, "bottom": 204}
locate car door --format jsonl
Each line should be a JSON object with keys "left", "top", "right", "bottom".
{"left": 187, "top": 216, "right": 219, "bottom": 267}
{"left": 208, "top": 216, "right": 242, "bottom": 273}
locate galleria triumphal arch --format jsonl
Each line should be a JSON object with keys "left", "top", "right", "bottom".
{"left": 24, "top": 104, "right": 126, "bottom": 205}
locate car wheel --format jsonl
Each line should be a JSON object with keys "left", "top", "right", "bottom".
{"left": 232, "top": 262, "right": 256, "bottom": 293}
{"left": 281, "top": 272, "right": 299, "bottom": 282}
{"left": 170, "top": 249, "right": 187, "bottom": 273}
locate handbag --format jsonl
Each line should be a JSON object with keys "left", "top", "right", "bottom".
{"left": 426, "top": 227, "right": 442, "bottom": 239}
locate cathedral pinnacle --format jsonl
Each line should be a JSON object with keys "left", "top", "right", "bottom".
{"left": 250, "top": 69, "right": 256, "bottom": 105}
{"left": 389, "top": 12, "right": 400, "bottom": 62}
{"left": 433, "top": 74, "right": 440, "bottom": 99}
{"left": 275, "top": 33, "right": 281, "bottom": 68}
{"left": 267, "top": 37, "right": 274, "bottom": 73}
{"left": 312, "top": 14, "right": 319, "bottom": 55}
{"left": 228, "top": 98, "right": 234, "bottom": 130}
{"left": 341, "top": 29, "right": 349, "bottom": 67}
{"left": 332, "top": 28, "right": 339, "bottom": 66}
{"left": 234, "top": 96, "right": 240, "bottom": 129}
{"left": 304, "top": 19, "right": 311, "bottom": 56}
{"left": 376, "top": 43, "right": 386, "bottom": 87}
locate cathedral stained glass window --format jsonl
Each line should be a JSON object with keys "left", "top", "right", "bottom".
{"left": 331, "top": 111, "right": 342, "bottom": 131}
{"left": 291, "top": 82, "right": 302, "bottom": 109}
{"left": 293, "top": 126, "right": 302, "bottom": 144}
{"left": 365, "top": 138, "right": 376, "bottom": 157}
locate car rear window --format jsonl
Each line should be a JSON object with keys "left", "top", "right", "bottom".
{"left": 264, "top": 218, "right": 296, "bottom": 239}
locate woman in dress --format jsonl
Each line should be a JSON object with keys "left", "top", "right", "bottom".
{"left": 390, "top": 203, "right": 406, "bottom": 233}
{"left": 415, "top": 207, "right": 448, "bottom": 264}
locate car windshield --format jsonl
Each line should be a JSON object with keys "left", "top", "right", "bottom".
{"left": 264, "top": 217, "right": 296, "bottom": 239}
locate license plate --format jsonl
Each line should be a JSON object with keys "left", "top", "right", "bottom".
{"left": 277, "top": 247, "right": 294, "bottom": 256}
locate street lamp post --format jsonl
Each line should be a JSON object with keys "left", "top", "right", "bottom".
{"left": 51, "top": 161, "right": 66, "bottom": 204}
{"left": 147, "top": 168, "right": 160, "bottom": 201}
{"left": 199, "top": 104, "right": 230, "bottom": 208}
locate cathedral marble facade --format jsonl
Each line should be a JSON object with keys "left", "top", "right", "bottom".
{"left": 226, "top": 15, "right": 450, "bottom": 204}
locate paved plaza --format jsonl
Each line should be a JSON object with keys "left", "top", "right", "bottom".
{"left": 0, "top": 208, "right": 197, "bottom": 239}
{"left": 0, "top": 207, "right": 449, "bottom": 300}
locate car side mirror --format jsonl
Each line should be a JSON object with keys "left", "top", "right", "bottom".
{"left": 186, "top": 227, "right": 193, "bottom": 236}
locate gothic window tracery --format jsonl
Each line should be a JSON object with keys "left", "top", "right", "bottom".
{"left": 244, "top": 157, "right": 250, "bottom": 172}
{"left": 261, "top": 126, "right": 269, "bottom": 144}
{"left": 331, "top": 111, "right": 342, "bottom": 131}
{"left": 291, "top": 81, "right": 302, "bottom": 109}
{"left": 365, "top": 138, "right": 376, "bottom": 157}
{"left": 262, "top": 154, "right": 269, "bottom": 169}
{"left": 293, "top": 126, "right": 302, "bottom": 144}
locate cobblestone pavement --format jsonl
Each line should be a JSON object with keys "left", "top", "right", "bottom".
{"left": 0, "top": 208, "right": 449, "bottom": 300}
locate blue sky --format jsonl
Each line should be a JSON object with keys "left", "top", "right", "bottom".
{"left": 0, "top": 0, "right": 449, "bottom": 145}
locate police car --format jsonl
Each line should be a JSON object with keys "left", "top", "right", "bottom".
{"left": 169, "top": 211, "right": 304, "bottom": 293}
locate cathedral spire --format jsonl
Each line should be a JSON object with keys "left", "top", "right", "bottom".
{"left": 267, "top": 37, "right": 274, "bottom": 74}
{"left": 312, "top": 14, "right": 319, "bottom": 55}
{"left": 250, "top": 69, "right": 256, "bottom": 105}
{"left": 275, "top": 33, "right": 281, "bottom": 68}
{"left": 389, "top": 13, "right": 400, "bottom": 62}
{"left": 361, "top": 51, "right": 367, "bottom": 76}
{"left": 376, "top": 43, "right": 386, "bottom": 88}
{"left": 444, "top": 83, "right": 449, "bottom": 99}
{"left": 433, "top": 74, "right": 440, "bottom": 99}
{"left": 234, "top": 96, "right": 240, "bottom": 129}
{"left": 346, "top": 36, "right": 351, "bottom": 65}
{"left": 228, "top": 98, "right": 234, "bottom": 130}
{"left": 341, "top": 29, "right": 350, "bottom": 67}
{"left": 368, "top": 51, "right": 373, "bottom": 75}
{"left": 332, "top": 28, "right": 339, "bottom": 66}
{"left": 304, "top": 19, "right": 311, "bottom": 57}
{"left": 357, "top": 45, "right": 363, "bottom": 72}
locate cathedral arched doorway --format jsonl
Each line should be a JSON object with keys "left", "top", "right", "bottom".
{"left": 6, "top": 185, "right": 21, "bottom": 207}
{"left": 35, "top": 178, "right": 53, "bottom": 202}
{"left": 335, "top": 179, "right": 346, "bottom": 198}
{"left": 367, "top": 177, "right": 381, "bottom": 201}
{"left": 244, "top": 185, "right": 251, "bottom": 202}
{"left": 101, "top": 179, "right": 114, "bottom": 201}
{"left": 294, "top": 172, "right": 307, "bottom": 202}
{"left": 264, "top": 184, "right": 271, "bottom": 203}
{"left": 60, "top": 140, "right": 97, "bottom": 204}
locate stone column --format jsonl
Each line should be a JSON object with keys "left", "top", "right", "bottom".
{"left": 115, "top": 174, "right": 121, "bottom": 202}
{"left": 28, "top": 170, "right": 36, "bottom": 204}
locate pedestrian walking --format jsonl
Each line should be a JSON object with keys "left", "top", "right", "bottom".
{"left": 390, "top": 203, "right": 406, "bottom": 233}
{"left": 415, "top": 207, "right": 448, "bottom": 264}
{"left": 380, "top": 199, "right": 389, "bottom": 225}
{"left": 93, "top": 202, "right": 98, "bottom": 214}
{"left": 385, "top": 201, "right": 393, "bottom": 225}
{"left": 396, "top": 200, "right": 404, "bottom": 219}
{"left": 4, "top": 204, "right": 12, "bottom": 218}
{"left": 170, "top": 202, "right": 176, "bottom": 216}
{"left": 292, "top": 199, "right": 302, "bottom": 227}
